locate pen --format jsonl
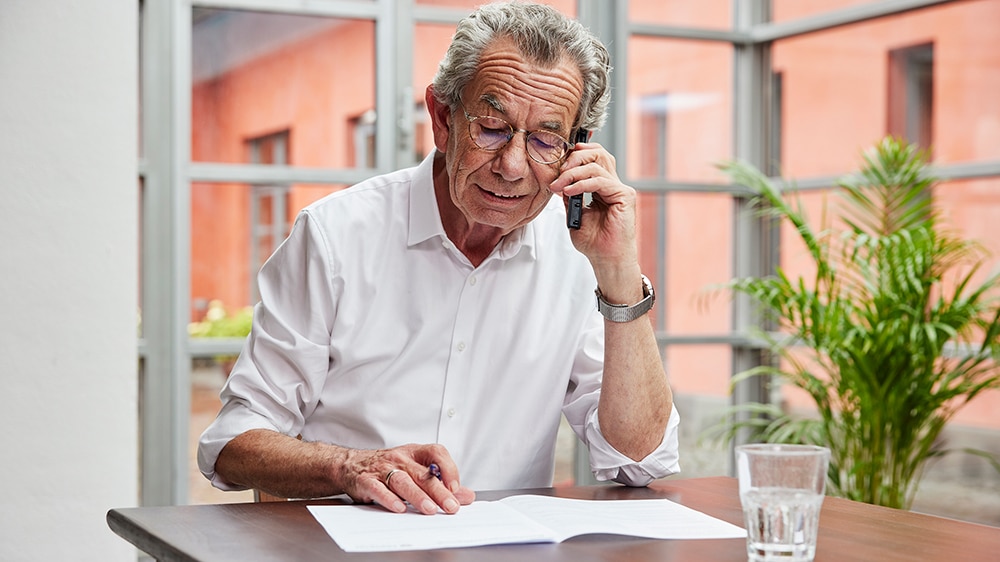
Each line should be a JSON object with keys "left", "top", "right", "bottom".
{"left": 429, "top": 463, "right": 442, "bottom": 481}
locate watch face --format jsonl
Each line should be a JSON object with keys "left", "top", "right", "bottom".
{"left": 641, "top": 274, "right": 654, "bottom": 299}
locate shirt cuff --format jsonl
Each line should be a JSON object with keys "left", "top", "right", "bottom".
{"left": 585, "top": 405, "right": 681, "bottom": 486}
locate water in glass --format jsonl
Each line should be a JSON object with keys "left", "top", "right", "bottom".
{"left": 741, "top": 486, "right": 823, "bottom": 561}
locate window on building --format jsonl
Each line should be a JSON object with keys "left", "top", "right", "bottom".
{"left": 888, "top": 43, "right": 933, "bottom": 151}
{"left": 350, "top": 102, "right": 428, "bottom": 168}
{"left": 247, "top": 130, "right": 291, "bottom": 301}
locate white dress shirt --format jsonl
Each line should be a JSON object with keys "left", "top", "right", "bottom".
{"left": 198, "top": 152, "right": 680, "bottom": 492}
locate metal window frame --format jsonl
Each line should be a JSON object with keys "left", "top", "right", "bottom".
{"left": 140, "top": 0, "right": 996, "bottom": 505}
{"left": 140, "top": 0, "right": 191, "bottom": 507}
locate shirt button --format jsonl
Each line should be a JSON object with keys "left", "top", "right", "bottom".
{"left": 447, "top": 408, "right": 457, "bottom": 418}
{"left": 469, "top": 276, "right": 477, "bottom": 286}
{"left": 457, "top": 342, "right": 466, "bottom": 352}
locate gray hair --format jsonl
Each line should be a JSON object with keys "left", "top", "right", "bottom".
{"left": 431, "top": 1, "right": 611, "bottom": 132}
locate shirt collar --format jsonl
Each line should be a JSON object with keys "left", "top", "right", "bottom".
{"left": 408, "top": 151, "right": 537, "bottom": 262}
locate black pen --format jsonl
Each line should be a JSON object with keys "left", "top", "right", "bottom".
{"left": 429, "top": 463, "right": 442, "bottom": 481}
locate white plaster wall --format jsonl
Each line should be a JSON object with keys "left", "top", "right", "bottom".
{"left": 0, "top": 1, "right": 138, "bottom": 560}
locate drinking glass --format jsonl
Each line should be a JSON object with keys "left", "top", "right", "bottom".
{"left": 736, "top": 444, "right": 830, "bottom": 562}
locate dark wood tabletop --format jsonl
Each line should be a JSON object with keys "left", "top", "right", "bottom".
{"left": 107, "top": 476, "right": 1000, "bottom": 561}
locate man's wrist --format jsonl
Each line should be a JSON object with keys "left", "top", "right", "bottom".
{"left": 595, "top": 274, "right": 655, "bottom": 322}
{"left": 591, "top": 261, "right": 643, "bottom": 301}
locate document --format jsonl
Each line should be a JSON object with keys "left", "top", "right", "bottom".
{"left": 307, "top": 494, "right": 747, "bottom": 552}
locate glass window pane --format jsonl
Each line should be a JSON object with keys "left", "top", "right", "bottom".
{"left": 774, "top": 1, "right": 1000, "bottom": 177}
{"left": 414, "top": 22, "right": 456, "bottom": 161}
{"left": 931, "top": 318, "right": 1000, "bottom": 524}
{"left": 626, "top": 37, "right": 732, "bottom": 183}
{"left": 554, "top": 417, "right": 575, "bottom": 486}
{"left": 938, "top": 176, "right": 1000, "bottom": 432}
{"left": 629, "top": 0, "right": 732, "bottom": 29}
{"left": 189, "top": 182, "right": 348, "bottom": 324}
{"left": 191, "top": 9, "right": 375, "bottom": 168}
{"left": 637, "top": 192, "right": 733, "bottom": 337}
{"left": 666, "top": 345, "right": 733, "bottom": 478}
{"left": 190, "top": 356, "right": 254, "bottom": 505}
{"left": 938, "top": 177, "right": 1000, "bottom": 301}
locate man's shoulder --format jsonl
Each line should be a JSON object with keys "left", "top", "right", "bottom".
{"left": 297, "top": 165, "right": 423, "bottom": 234}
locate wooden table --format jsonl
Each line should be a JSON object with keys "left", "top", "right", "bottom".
{"left": 107, "top": 476, "right": 1000, "bottom": 561}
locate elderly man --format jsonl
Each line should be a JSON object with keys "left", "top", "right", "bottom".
{"left": 198, "top": 1, "right": 679, "bottom": 515}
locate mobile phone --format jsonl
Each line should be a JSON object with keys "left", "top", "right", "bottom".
{"left": 567, "top": 128, "right": 590, "bottom": 229}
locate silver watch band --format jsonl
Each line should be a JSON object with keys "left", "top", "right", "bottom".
{"left": 595, "top": 274, "right": 655, "bottom": 323}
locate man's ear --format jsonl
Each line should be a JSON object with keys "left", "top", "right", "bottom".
{"left": 425, "top": 85, "right": 452, "bottom": 153}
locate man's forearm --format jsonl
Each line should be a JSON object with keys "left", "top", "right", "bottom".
{"left": 590, "top": 261, "right": 673, "bottom": 461}
{"left": 596, "top": 315, "right": 673, "bottom": 461}
{"left": 214, "top": 428, "right": 348, "bottom": 499}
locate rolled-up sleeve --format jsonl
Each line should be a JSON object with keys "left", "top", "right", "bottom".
{"left": 197, "top": 381, "right": 284, "bottom": 490}
{"left": 197, "top": 210, "right": 336, "bottom": 490}
{"left": 585, "top": 405, "right": 681, "bottom": 486}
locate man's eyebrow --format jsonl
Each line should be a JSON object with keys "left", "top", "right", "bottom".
{"left": 479, "top": 93, "right": 504, "bottom": 113}
{"left": 478, "top": 93, "right": 566, "bottom": 133}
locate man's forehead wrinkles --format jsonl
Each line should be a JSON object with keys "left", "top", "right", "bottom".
{"left": 472, "top": 91, "right": 569, "bottom": 133}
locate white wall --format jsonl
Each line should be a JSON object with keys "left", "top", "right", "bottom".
{"left": 0, "top": 1, "right": 138, "bottom": 560}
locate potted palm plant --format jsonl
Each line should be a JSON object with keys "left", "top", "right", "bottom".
{"left": 715, "top": 136, "right": 1000, "bottom": 509}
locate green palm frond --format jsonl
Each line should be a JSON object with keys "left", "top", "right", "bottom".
{"left": 838, "top": 137, "right": 937, "bottom": 237}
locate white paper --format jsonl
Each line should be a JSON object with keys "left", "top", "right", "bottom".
{"left": 307, "top": 494, "right": 747, "bottom": 552}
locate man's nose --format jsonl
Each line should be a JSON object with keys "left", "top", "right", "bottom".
{"left": 491, "top": 131, "right": 530, "bottom": 181}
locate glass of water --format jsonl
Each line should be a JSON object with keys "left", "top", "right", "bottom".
{"left": 735, "top": 444, "right": 830, "bottom": 562}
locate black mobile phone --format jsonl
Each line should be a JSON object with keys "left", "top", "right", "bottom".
{"left": 567, "top": 128, "right": 589, "bottom": 229}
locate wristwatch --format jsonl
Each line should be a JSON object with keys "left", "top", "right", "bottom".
{"left": 595, "top": 274, "right": 655, "bottom": 323}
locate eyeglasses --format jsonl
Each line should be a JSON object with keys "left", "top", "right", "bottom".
{"left": 459, "top": 101, "right": 572, "bottom": 165}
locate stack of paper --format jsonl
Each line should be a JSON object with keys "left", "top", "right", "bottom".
{"left": 308, "top": 494, "right": 747, "bottom": 552}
